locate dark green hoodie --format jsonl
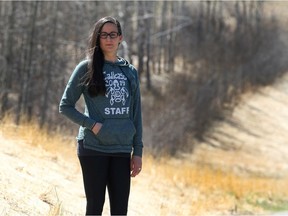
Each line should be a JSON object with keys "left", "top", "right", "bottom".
{"left": 59, "top": 58, "right": 143, "bottom": 157}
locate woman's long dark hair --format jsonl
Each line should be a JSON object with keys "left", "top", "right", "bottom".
{"left": 85, "top": 16, "right": 122, "bottom": 97}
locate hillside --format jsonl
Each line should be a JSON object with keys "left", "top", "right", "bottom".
{"left": 192, "top": 73, "right": 288, "bottom": 178}
{"left": 1, "top": 74, "right": 288, "bottom": 215}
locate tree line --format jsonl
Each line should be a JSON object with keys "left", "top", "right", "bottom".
{"left": 0, "top": 1, "right": 183, "bottom": 127}
{"left": 1, "top": 1, "right": 287, "bottom": 154}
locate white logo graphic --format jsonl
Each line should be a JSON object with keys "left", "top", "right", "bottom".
{"left": 104, "top": 71, "right": 129, "bottom": 106}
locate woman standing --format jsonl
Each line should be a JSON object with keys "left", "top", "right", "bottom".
{"left": 59, "top": 16, "right": 143, "bottom": 215}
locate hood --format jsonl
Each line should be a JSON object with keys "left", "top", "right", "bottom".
{"left": 105, "top": 57, "right": 130, "bottom": 67}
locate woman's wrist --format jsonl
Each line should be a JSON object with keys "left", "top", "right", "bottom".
{"left": 92, "top": 122, "right": 102, "bottom": 135}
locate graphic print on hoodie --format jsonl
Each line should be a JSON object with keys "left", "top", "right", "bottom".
{"left": 104, "top": 70, "right": 130, "bottom": 116}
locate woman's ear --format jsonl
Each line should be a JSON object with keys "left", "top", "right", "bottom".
{"left": 118, "top": 35, "right": 123, "bottom": 46}
{"left": 119, "top": 35, "right": 123, "bottom": 42}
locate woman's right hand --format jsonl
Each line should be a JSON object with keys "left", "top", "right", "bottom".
{"left": 92, "top": 122, "right": 103, "bottom": 135}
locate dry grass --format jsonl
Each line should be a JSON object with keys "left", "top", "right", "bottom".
{"left": 144, "top": 154, "right": 288, "bottom": 214}
{"left": 1, "top": 115, "right": 288, "bottom": 215}
{"left": 0, "top": 115, "right": 71, "bottom": 215}
{"left": 0, "top": 114, "right": 75, "bottom": 161}
{"left": 39, "top": 187, "right": 62, "bottom": 216}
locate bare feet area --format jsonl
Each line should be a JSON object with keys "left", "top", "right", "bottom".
{"left": 1, "top": 74, "right": 288, "bottom": 216}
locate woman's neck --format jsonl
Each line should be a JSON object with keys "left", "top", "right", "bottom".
{"left": 104, "top": 54, "right": 117, "bottom": 62}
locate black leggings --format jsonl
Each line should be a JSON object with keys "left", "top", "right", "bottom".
{"left": 78, "top": 155, "right": 131, "bottom": 216}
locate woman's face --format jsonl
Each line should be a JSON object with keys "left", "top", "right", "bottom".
{"left": 99, "top": 22, "right": 122, "bottom": 57}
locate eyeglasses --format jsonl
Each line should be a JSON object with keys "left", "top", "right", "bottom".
{"left": 99, "top": 32, "right": 119, "bottom": 39}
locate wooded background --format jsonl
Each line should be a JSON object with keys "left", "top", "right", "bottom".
{"left": 1, "top": 1, "right": 287, "bottom": 154}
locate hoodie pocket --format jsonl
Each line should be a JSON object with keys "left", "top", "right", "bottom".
{"left": 96, "top": 118, "right": 136, "bottom": 145}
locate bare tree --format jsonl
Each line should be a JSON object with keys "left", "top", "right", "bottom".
{"left": 15, "top": 1, "right": 39, "bottom": 124}
{"left": 39, "top": 1, "right": 58, "bottom": 128}
{"left": 0, "top": 1, "right": 16, "bottom": 117}
{"left": 135, "top": 1, "right": 145, "bottom": 78}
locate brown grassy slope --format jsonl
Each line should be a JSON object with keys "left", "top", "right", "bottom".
{"left": 183, "top": 74, "right": 288, "bottom": 214}
{"left": 191, "top": 74, "right": 288, "bottom": 178}
{"left": 1, "top": 76, "right": 288, "bottom": 215}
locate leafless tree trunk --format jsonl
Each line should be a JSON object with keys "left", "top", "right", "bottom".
{"left": 145, "top": 6, "right": 152, "bottom": 90}
{"left": 157, "top": 1, "right": 168, "bottom": 75}
{"left": 0, "top": 2, "right": 16, "bottom": 117}
{"left": 39, "top": 1, "right": 58, "bottom": 128}
{"left": 166, "top": 1, "right": 182, "bottom": 73}
{"left": 136, "top": 1, "right": 145, "bottom": 78}
{"left": 16, "top": 1, "right": 39, "bottom": 124}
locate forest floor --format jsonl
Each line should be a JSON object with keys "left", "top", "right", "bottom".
{"left": 1, "top": 73, "right": 288, "bottom": 215}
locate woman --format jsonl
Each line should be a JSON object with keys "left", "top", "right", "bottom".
{"left": 59, "top": 16, "right": 143, "bottom": 215}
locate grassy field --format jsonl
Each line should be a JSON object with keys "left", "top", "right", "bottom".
{"left": 1, "top": 114, "right": 288, "bottom": 215}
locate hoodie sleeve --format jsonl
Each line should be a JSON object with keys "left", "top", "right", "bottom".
{"left": 59, "top": 60, "right": 96, "bottom": 130}
{"left": 131, "top": 67, "right": 144, "bottom": 157}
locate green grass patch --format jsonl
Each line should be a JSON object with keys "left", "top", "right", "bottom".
{"left": 247, "top": 197, "right": 288, "bottom": 212}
